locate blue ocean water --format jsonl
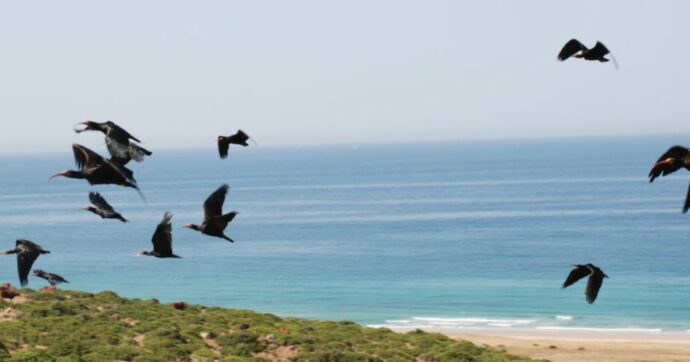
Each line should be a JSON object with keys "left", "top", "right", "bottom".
{"left": 1, "top": 136, "right": 689, "bottom": 333}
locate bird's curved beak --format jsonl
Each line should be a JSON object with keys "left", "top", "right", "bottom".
{"left": 73, "top": 121, "right": 90, "bottom": 133}
{"left": 182, "top": 224, "right": 193, "bottom": 228}
{"left": 49, "top": 170, "right": 68, "bottom": 180}
{"left": 80, "top": 206, "right": 90, "bottom": 210}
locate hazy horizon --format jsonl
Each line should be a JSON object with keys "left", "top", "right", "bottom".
{"left": 1, "top": 1, "right": 689, "bottom": 154}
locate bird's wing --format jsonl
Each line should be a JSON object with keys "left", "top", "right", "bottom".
{"left": 104, "top": 159, "right": 137, "bottom": 184}
{"left": 562, "top": 264, "right": 591, "bottom": 288}
{"left": 128, "top": 143, "right": 152, "bottom": 162}
{"left": 72, "top": 144, "right": 104, "bottom": 170}
{"left": 585, "top": 269, "right": 606, "bottom": 303}
{"left": 218, "top": 137, "right": 230, "bottom": 159}
{"left": 588, "top": 41, "right": 610, "bottom": 58}
{"left": 17, "top": 250, "right": 40, "bottom": 287}
{"left": 89, "top": 192, "right": 116, "bottom": 212}
{"left": 234, "top": 130, "right": 250, "bottom": 144}
{"left": 16, "top": 239, "right": 39, "bottom": 250}
{"left": 151, "top": 212, "right": 173, "bottom": 255}
{"left": 107, "top": 121, "right": 141, "bottom": 143}
{"left": 682, "top": 180, "right": 690, "bottom": 214}
{"left": 207, "top": 211, "right": 237, "bottom": 231}
{"left": 204, "top": 184, "right": 229, "bottom": 220}
{"left": 649, "top": 146, "right": 690, "bottom": 182}
{"left": 557, "top": 39, "right": 586, "bottom": 61}
{"left": 51, "top": 273, "right": 68, "bottom": 283}
{"left": 655, "top": 146, "right": 690, "bottom": 163}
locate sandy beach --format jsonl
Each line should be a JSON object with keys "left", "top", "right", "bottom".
{"left": 435, "top": 329, "right": 690, "bottom": 362}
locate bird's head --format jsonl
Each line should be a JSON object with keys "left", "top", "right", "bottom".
{"left": 74, "top": 120, "right": 102, "bottom": 133}
{"left": 137, "top": 251, "right": 153, "bottom": 256}
{"left": 32, "top": 269, "right": 44, "bottom": 276}
{"left": 183, "top": 224, "right": 200, "bottom": 231}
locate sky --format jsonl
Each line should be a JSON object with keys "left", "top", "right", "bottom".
{"left": 1, "top": 1, "right": 689, "bottom": 154}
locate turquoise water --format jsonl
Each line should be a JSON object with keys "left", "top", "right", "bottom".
{"left": 1, "top": 136, "right": 689, "bottom": 332}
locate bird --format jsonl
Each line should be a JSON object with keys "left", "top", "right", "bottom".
{"left": 50, "top": 144, "right": 143, "bottom": 198}
{"left": 562, "top": 263, "right": 608, "bottom": 304}
{"left": 82, "top": 192, "right": 128, "bottom": 222}
{"left": 32, "top": 269, "right": 69, "bottom": 286}
{"left": 557, "top": 39, "right": 617, "bottom": 67}
{"left": 2, "top": 239, "right": 50, "bottom": 287}
{"left": 139, "top": 212, "right": 180, "bottom": 258}
{"left": 649, "top": 145, "right": 690, "bottom": 213}
{"left": 75, "top": 120, "right": 152, "bottom": 164}
{"left": 217, "top": 130, "right": 251, "bottom": 159}
{"left": 184, "top": 184, "right": 238, "bottom": 242}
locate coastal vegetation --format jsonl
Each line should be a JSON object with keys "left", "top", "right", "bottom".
{"left": 0, "top": 288, "right": 537, "bottom": 361}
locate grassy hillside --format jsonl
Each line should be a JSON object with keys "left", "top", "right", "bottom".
{"left": 0, "top": 289, "right": 539, "bottom": 361}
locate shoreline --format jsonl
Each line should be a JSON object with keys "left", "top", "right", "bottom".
{"left": 413, "top": 327, "right": 690, "bottom": 362}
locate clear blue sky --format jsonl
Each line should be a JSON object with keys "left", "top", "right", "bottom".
{"left": 1, "top": 1, "right": 688, "bottom": 154}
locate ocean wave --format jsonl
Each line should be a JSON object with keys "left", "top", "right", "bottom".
{"left": 555, "top": 315, "right": 573, "bottom": 321}
{"left": 234, "top": 177, "right": 643, "bottom": 192}
{"left": 373, "top": 316, "right": 538, "bottom": 329}
{"left": 261, "top": 208, "right": 673, "bottom": 225}
{"left": 535, "top": 326, "right": 662, "bottom": 333}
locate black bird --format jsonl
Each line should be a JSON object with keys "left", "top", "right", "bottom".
{"left": 75, "top": 120, "right": 152, "bottom": 164}
{"left": 32, "top": 269, "right": 69, "bottom": 286}
{"left": 50, "top": 144, "right": 142, "bottom": 198}
{"left": 557, "top": 39, "right": 617, "bottom": 67}
{"left": 83, "top": 192, "right": 127, "bottom": 222}
{"left": 562, "top": 263, "right": 608, "bottom": 304}
{"left": 217, "top": 130, "right": 251, "bottom": 159}
{"left": 139, "top": 212, "right": 180, "bottom": 258}
{"left": 649, "top": 146, "right": 690, "bottom": 213}
{"left": 2, "top": 240, "right": 50, "bottom": 287}
{"left": 184, "top": 184, "right": 237, "bottom": 242}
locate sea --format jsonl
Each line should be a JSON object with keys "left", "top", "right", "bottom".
{"left": 1, "top": 135, "right": 689, "bottom": 334}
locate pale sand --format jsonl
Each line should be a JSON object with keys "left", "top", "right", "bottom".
{"left": 415, "top": 328, "right": 690, "bottom": 362}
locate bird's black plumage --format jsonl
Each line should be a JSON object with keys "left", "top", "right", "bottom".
{"left": 33, "top": 269, "right": 69, "bottom": 286}
{"left": 217, "top": 130, "right": 251, "bottom": 159}
{"left": 140, "top": 212, "right": 180, "bottom": 258}
{"left": 50, "top": 144, "right": 142, "bottom": 197}
{"left": 184, "top": 184, "right": 237, "bottom": 242}
{"left": 562, "top": 264, "right": 608, "bottom": 304}
{"left": 75, "top": 120, "right": 152, "bottom": 164}
{"left": 649, "top": 145, "right": 690, "bottom": 212}
{"left": 83, "top": 192, "right": 127, "bottom": 222}
{"left": 562, "top": 264, "right": 591, "bottom": 288}
{"left": 2, "top": 240, "right": 50, "bottom": 287}
{"left": 557, "top": 39, "right": 615, "bottom": 66}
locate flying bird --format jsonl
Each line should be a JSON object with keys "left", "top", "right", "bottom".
{"left": 562, "top": 263, "right": 608, "bottom": 304}
{"left": 649, "top": 145, "right": 690, "bottom": 213}
{"left": 217, "top": 130, "right": 252, "bottom": 159}
{"left": 557, "top": 39, "right": 617, "bottom": 68}
{"left": 50, "top": 144, "right": 143, "bottom": 198}
{"left": 75, "top": 120, "right": 152, "bottom": 164}
{"left": 184, "top": 184, "right": 238, "bottom": 242}
{"left": 32, "top": 269, "right": 69, "bottom": 286}
{"left": 2, "top": 239, "right": 50, "bottom": 287}
{"left": 83, "top": 192, "right": 127, "bottom": 222}
{"left": 139, "top": 212, "right": 180, "bottom": 258}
